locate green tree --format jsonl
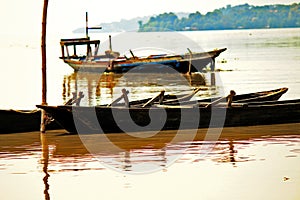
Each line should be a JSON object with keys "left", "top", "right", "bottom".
{"left": 138, "top": 3, "right": 300, "bottom": 32}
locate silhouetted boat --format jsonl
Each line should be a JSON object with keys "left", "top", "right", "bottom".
{"left": 37, "top": 87, "right": 291, "bottom": 134}
{"left": 124, "top": 87, "right": 288, "bottom": 107}
{"left": 0, "top": 109, "right": 61, "bottom": 134}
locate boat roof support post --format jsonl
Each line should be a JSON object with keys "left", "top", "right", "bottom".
{"left": 65, "top": 46, "right": 70, "bottom": 58}
{"left": 61, "top": 45, "right": 65, "bottom": 60}
{"left": 73, "top": 45, "right": 77, "bottom": 57}
{"left": 94, "top": 43, "right": 99, "bottom": 56}
{"left": 87, "top": 44, "right": 92, "bottom": 58}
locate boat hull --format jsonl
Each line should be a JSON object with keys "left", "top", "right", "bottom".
{"left": 63, "top": 48, "right": 227, "bottom": 73}
{"left": 114, "top": 87, "right": 288, "bottom": 107}
{"left": 0, "top": 109, "right": 61, "bottom": 133}
{"left": 37, "top": 98, "right": 300, "bottom": 134}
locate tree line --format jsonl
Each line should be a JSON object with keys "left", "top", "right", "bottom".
{"left": 138, "top": 3, "right": 300, "bottom": 31}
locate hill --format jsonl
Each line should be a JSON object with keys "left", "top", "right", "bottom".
{"left": 139, "top": 3, "right": 300, "bottom": 31}
{"left": 73, "top": 16, "right": 149, "bottom": 33}
{"left": 73, "top": 12, "right": 190, "bottom": 33}
{"left": 73, "top": 3, "right": 300, "bottom": 33}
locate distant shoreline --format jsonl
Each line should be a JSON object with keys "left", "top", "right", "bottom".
{"left": 74, "top": 26, "right": 300, "bottom": 34}
{"left": 74, "top": 3, "right": 300, "bottom": 33}
{"left": 139, "top": 3, "right": 300, "bottom": 32}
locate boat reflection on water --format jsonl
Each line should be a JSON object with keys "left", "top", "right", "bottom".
{"left": 38, "top": 123, "right": 300, "bottom": 174}
{"left": 61, "top": 72, "right": 208, "bottom": 106}
{"left": 38, "top": 129, "right": 239, "bottom": 176}
{"left": 62, "top": 72, "right": 119, "bottom": 105}
{"left": 1, "top": 122, "right": 300, "bottom": 199}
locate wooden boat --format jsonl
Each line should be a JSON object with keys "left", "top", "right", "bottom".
{"left": 37, "top": 99, "right": 300, "bottom": 134}
{"left": 215, "top": 87, "right": 288, "bottom": 103}
{"left": 60, "top": 37, "right": 226, "bottom": 73}
{"left": 36, "top": 87, "right": 291, "bottom": 134}
{"left": 60, "top": 13, "right": 226, "bottom": 73}
{"left": 108, "top": 87, "right": 288, "bottom": 107}
{"left": 0, "top": 109, "right": 61, "bottom": 133}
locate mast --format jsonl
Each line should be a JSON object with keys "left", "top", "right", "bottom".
{"left": 85, "top": 12, "right": 102, "bottom": 39}
{"left": 85, "top": 12, "right": 89, "bottom": 38}
{"left": 40, "top": 0, "right": 49, "bottom": 133}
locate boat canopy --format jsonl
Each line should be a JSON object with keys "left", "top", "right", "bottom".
{"left": 60, "top": 38, "right": 100, "bottom": 60}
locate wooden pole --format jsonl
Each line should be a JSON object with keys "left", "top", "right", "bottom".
{"left": 210, "top": 59, "right": 216, "bottom": 87}
{"left": 187, "top": 48, "right": 192, "bottom": 75}
{"left": 41, "top": 0, "right": 49, "bottom": 133}
{"left": 109, "top": 35, "right": 112, "bottom": 51}
{"left": 86, "top": 12, "right": 89, "bottom": 38}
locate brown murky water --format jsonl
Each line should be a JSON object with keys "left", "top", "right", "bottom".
{"left": 0, "top": 28, "right": 300, "bottom": 199}
{"left": 1, "top": 124, "right": 300, "bottom": 200}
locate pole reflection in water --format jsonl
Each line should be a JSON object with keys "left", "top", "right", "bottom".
{"left": 183, "top": 73, "right": 206, "bottom": 86}
{"left": 40, "top": 133, "right": 50, "bottom": 200}
{"left": 61, "top": 72, "right": 210, "bottom": 107}
{"left": 123, "top": 151, "right": 131, "bottom": 171}
{"left": 120, "top": 147, "right": 168, "bottom": 172}
{"left": 0, "top": 123, "right": 300, "bottom": 199}
{"left": 210, "top": 72, "right": 216, "bottom": 87}
{"left": 62, "top": 73, "right": 77, "bottom": 103}
{"left": 62, "top": 72, "right": 117, "bottom": 106}
{"left": 229, "top": 140, "right": 237, "bottom": 164}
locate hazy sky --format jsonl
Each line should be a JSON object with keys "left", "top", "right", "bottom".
{"left": 0, "top": 0, "right": 298, "bottom": 35}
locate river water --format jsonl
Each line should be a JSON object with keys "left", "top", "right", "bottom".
{"left": 0, "top": 28, "right": 300, "bottom": 199}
